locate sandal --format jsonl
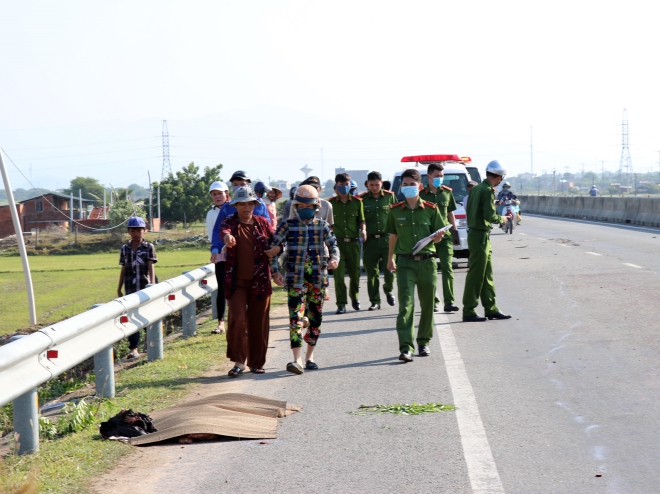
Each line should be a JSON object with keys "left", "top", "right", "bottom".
{"left": 305, "top": 361, "right": 319, "bottom": 370}
{"left": 286, "top": 362, "right": 304, "bottom": 375}
{"left": 211, "top": 325, "right": 225, "bottom": 335}
{"left": 250, "top": 368, "right": 265, "bottom": 374}
{"left": 228, "top": 366, "right": 244, "bottom": 378}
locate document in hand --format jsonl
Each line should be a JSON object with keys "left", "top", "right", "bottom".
{"left": 412, "top": 225, "right": 453, "bottom": 255}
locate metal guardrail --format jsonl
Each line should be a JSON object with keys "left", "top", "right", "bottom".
{"left": 0, "top": 263, "right": 218, "bottom": 454}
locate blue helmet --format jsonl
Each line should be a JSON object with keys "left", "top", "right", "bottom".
{"left": 349, "top": 179, "right": 358, "bottom": 189}
{"left": 127, "top": 216, "right": 146, "bottom": 228}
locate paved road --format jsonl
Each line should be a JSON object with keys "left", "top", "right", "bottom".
{"left": 99, "top": 215, "right": 660, "bottom": 494}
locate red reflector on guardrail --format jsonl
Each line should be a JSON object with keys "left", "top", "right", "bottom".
{"left": 47, "top": 350, "right": 58, "bottom": 359}
{"left": 201, "top": 279, "right": 208, "bottom": 285}
{"left": 168, "top": 294, "right": 176, "bottom": 300}
{"left": 120, "top": 316, "right": 129, "bottom": 323}
{"left": 455, "top": 214, "right": 466, "bottom": 219}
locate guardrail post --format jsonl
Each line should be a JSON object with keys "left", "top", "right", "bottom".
{"left": 144, "top": 285, "right": 164, "bottom": 361}
{"left": 182, "top": 301, "right": 196, "bottom": 338}
{"left": 211, "top": 290, "right": 218, "bottom": 319}
{"left": 13, "top": 387, "right": 38, "bottom": 455}
{"left": 92, "top": 304, "right": 115, "bottom": 399}
{"left": 181, "top": 271, "right": 197, "bottom": 338}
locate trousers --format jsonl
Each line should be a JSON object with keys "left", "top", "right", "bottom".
{"left": 435, "top": 236, "right": 455, "bottom": 306}
{"left": 395, "top": 256, "right": 437, "bottom": 354}
{"left": 214, "top": 261, "right": 227, "bottom": 321}
{"left": 226, "top": 283, "right": 270, "bottom": 369}
{"left": 462, "top": 229, "right": 499, "bottom": 316}
{"left": 333, "top": 242, "right": 361, "bottom": 306}
{"left": 363, "top": 236, "right": 394, "bottom": 304}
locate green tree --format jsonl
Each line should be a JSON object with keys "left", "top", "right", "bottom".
{"left": 63, "top": 177, "right": 106, "bottom": 205}
{"left": 157, "top": 162, "right": 223, "bottom": 223}
{"left": 323, "top": 179, "right": 335, "bottom": 198}
{"left": 108, "top": 200, "right": 146, "bottom": 236}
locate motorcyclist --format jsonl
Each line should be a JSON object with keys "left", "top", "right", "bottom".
{"left": 590, "top": 185, "right": 599, "bottom": 197}
{"left": 496, "top": 182, "right": 521, "bottom": 225}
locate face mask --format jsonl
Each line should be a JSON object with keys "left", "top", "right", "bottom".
{"left": 502, "top": 187, "right": 510, "bottom": 192}
{"left": 262, "top": 197, "right": 272, "bottom": 205}
{"left": 297, "top": 208, "right": 315, "bottom": 220}
{"left": 401, "top": 185, "right": 419, "bottom": 199}
{"left": 432, "top": 177, "right": 443, "bottom": 188}
{"left": 232, "top": 185, "right": 242, "bottom": 193}
{"left": 337, "top": 185, "right": 351, "bottom": 195}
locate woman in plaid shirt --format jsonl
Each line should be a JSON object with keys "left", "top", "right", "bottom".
{"left": 271, "top": 185, "right": 340, "bottom": 374}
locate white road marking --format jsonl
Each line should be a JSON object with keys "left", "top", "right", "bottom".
{"left": 585, "top": 252, "right": 601, "bottom": 256}
{"left": 560, "top": 244, "right": 570, "bottom": 247}
{"left": 435, "top": 314, "right": 505, "bottom": 493}
{"left": 623, "top": 263, "right": 643, "bottom": 269}
{"left": 518, "top": 232, "right": 527, "bottom": 236}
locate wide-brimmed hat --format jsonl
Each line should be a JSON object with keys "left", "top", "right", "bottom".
{"left": 229, "top": 186, "right": 258, "bottom": 205}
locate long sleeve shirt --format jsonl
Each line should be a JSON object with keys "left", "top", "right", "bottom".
{"left": 270, "top": 217, "right": 339, "bottom": 289}
{"left": 210, "top": 199, "right": 271, "bottom": 254}
{"left": 466, "top": 180, "right": 504, "bottom": 231}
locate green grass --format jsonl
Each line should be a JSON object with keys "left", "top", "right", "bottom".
{"left": 0, "top": 248, "right": 211, "bottom": 336}
{"left": 0, "top": 318, "right": 228, "bottom": 493}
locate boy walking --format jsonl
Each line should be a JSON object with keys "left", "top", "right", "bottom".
{"left": 117, "top": 216, "right": 157, "bottom": 359}
{"left": 328, "top": 173, "right": 366, "bottom": 314}
{"left": 386, "top": 169, "right": 445, "bottom": 362}
{"left": 271, "top": 185, "right": 340, "bottom": 374}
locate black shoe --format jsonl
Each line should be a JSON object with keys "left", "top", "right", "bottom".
{"left": 386, "top": 294, "right": 395, "bottom": 306}
{"left": 368, "top": 303, "right": 380, "bottom": 311}
{"left": 418, "top": 345, "right": 431, "bottom": 357}
{"left": 462, "top": 314, "right": 487, "bottom": 322}
{"left": 305, "top": 360, "right": 319, "bottom": 370}
{"left": 336, "top": 305, "right": 346, "bottom": 314}
{"left": 434, "top": 304, "right": 439, "bottom": 312}
{"left": 444, "top": 304, "right": 459, "bottom": 312}
{"left": 487, "top": 312, "right": 512, "bottom": 320}
{"left": 351, "top": 300, "right": 361, "bottom": 311}
{"left": 398, "top": 352, "right": 413, "bottom": 363}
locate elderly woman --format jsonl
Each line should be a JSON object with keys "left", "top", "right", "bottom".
{"left": 220, "top": 186, "right": 274, "bottom": 377}
{"left": 271, "top": 185, "right": 339, "bottom": 374}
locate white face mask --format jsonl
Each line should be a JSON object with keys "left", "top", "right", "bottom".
{"left": 262, "top": 197, "right": 272, "bottom": 205}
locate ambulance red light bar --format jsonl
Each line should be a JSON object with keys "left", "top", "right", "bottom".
{"left": 401, "top": 154, "right": 461, "bottom": 163}
{"left": 460, "top": 157, "right": 472, "bottom": 163}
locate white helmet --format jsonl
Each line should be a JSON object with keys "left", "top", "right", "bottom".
{"left": 502, "top": 181, "right": 511, "bottom": 188}
{"left": 486, "top": 160, "right": 506, "bottom": 177}
{"left": 209, "top": 181, "right": 229, "bottom": 193}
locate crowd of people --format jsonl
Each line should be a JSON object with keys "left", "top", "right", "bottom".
{"left": 118, "top": 161, "right": 514, "bottom": 371}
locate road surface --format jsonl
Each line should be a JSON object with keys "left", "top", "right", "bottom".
{"left": 97, "top": 215, "right": 660, "bottom": 494}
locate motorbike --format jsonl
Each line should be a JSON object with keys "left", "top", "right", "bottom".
{"left": 497, "top": 199, "right": 519, "bottom": 234}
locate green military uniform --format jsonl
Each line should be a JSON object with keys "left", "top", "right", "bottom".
{"left": 462, "top": 179, "right": 505, "bottom": 317}
{"left": 360, "top": 189, "right": 398, "bottom": 305}
{"left": 385, "top": 198, "right": 443, "bottom": 354}
{"left": 419, "top": 184, "right": 456, "bottom": 307}
{"left": 328, "top": 194, "right": 365, "bottom": 306}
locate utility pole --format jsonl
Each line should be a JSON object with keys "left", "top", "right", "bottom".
{"left": 148, "top": 171, "right": 153, "bottom": 230}
{"left": 157, "top": 184, "right": 161, "bottom": 238}
{"left": 553, "top": 169, "right": 556, "bottom": 195}
{"left": 78, "top": 189, "right": 83, "bottom": 220}
{"left": 581, "top": 163, "right": 585, "bottom": 177}
{"left": 103, "top": 189, "right": 106, "bottom": 219}
{"left": 69, "top": 192, "right": 73, "bottom": 231}
{"left": 161, "top": 120, "right": 172, "bottom": 181}
{"left": 0, "top": 147, "right": 36, "bottom": 326}
{"left": 530, "top": 125, "right": 533, "bottom": 175}
{"left": 620, "top": 108, "right": 633, "bottom": 186}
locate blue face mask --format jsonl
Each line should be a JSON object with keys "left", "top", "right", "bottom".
{"left": 432, "top": 177, "right": 443, "bottom": 188}
{"left": 297, "top": 208, "right": 315, "bottom": 219}
{"left": 401, "top": 185, "right": 419, "bottom": 199}
{"left": 337, "top": 185, "right": 351, "bottom": 195}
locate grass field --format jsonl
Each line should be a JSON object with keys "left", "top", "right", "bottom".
{"left": 0, "top": 248, "right": 211, "bottom": 336}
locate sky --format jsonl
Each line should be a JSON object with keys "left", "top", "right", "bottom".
{"left": 1, "top": 0, "right": 659, "bottom": 191}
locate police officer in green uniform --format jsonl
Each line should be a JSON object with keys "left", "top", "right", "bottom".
{"left": 329, "top": 172, "right": 366, "bottom": 314}
{"left": 386, "top": 168, "right": 445, "bottom": 362}
{"left": 419, "top": 163, "right": 459, "bottom": 313}
{"left": 462, "top": 160, "right": 512, "bottom": 322}
{"left": 360, "top": 171, "right": 398, "bottom": 310}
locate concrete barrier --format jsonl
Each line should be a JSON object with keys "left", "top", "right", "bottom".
{"left": 519, "top": 195, "right": 660, "bottom": 228}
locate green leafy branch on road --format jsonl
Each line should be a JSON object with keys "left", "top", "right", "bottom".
{"left": 351, "top": 402, "right": 456, "bottom": 416}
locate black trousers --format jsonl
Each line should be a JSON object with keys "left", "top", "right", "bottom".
{"left": 214, "top": 261, "right": 227, "bottom": 321}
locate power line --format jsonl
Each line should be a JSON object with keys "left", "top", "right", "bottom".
{"left": 0, "top": 148, "right": 138, "bottom": 232}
